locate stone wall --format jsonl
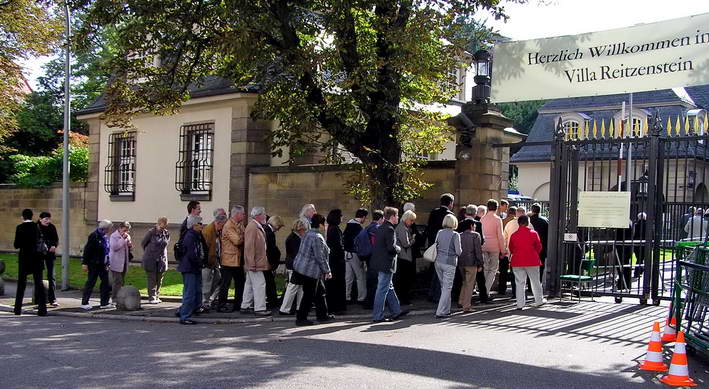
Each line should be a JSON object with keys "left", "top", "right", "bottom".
{"left": 0, "top": 184, "right": 93, "bottom": 256}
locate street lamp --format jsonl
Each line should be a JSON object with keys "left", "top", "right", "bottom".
{"left": 472, "top": 49, "right": 492, "bottom": 104}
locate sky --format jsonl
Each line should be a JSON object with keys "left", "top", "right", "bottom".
{"left": 20, "top": 0, "right": 709, "bottom": 89}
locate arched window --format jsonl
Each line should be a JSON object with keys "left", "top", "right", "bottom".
{"left": 613, "top": 109, "right": 648, "bottom": 136}
{"left": 563, "top": 120, "right": 580, "bottom": 139}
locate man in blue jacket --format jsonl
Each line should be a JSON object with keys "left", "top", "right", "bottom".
{"left": 178, "top": 215, "right": 206, "bottom": 325}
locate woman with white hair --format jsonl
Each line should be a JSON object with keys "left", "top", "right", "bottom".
{"left": 300, "top": 204, "right": 317, "bottom": 225}
{"left": 142, "top": 217, "right": 170, "bottom": 304}
{"left": 394, "top": 210, "right": 417, "bottom": 305}
{"left": 434, "top": 214, "right": 462, "bottom": 318}
{"left": 241, "top": 206, "right": 271, "bottom": 315}
{"left": 80, "top": 220, "right": 113, "bottom": 310}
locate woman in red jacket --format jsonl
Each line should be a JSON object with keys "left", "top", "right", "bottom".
{"left": 508, "top": 216, "right": 546, "bottom": 310}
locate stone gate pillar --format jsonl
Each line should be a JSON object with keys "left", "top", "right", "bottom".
{"left": 452, "top": 103, "right": 522, "bottom": 205}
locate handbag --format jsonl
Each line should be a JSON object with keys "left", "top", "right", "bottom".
{"left": 36, "top": 226, "right": 49, "bottom": 255}
{"left": 423, "top": 243, "right": 437, "bottom": 263}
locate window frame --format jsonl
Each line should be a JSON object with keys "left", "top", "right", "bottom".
{"left": 104, "top": 131, "right": 137, "bottom": 201}
{"left": 175, "top": 122, "right": 215, "bottom": 201}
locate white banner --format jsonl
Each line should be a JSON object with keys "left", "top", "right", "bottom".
{"left": 490, "top": 12, "right": 709, "bottom": 103}
{"left": 578, "top": 191, "right": 631, "bottom": 229}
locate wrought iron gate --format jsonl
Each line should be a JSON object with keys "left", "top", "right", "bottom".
{"left": 547, "top": 114, "right": 709, "bottom": 304}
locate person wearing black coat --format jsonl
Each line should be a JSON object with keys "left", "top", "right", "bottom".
{"left": 425, "top": 194, "right": 455, "bottom": 302}
{"left": 529, "top": 204, "right": 549, "bottom": 283}
{"left": 370, "top": 207, "right": 406, "bottom": 322}
{"left": 633, "top": 214, "right": 648, "bottom": 278}
{"left": 326, "top": 209, "right": 347, "bottom": 313}
{"left": 263, "top": 216, "right": 284, "bottom": 309}
{"left": 81, "top": 220, "right": 113, "bottom": 310}
{"left": 13, "top": 209, "right": 47, "bottom": 316}
{"left": 177, "top": 215, "right": 206, "bottom": 324}
{"left": 38, "top": 211, "right": 59, "bottom": 306}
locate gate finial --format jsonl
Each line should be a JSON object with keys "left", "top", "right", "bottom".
{"left": 555, "top": 117, "right": 565, "bottom": 140}
{"left": 650, "top": 112, "right": 662, "bottom": 136}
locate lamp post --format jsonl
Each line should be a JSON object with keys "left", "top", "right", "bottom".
{"left": 472, "top": 49, "right": 492, "bottom": 105}
{"left": 61, "top": 3, "right": 71, "bottom": 290}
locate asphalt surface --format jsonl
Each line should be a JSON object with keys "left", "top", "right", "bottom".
{"left": 2, "top": 300, "right": 707, "bottom": 388}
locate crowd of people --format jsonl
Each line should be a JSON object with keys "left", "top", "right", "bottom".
{"left": 12, "top": 194, "right": 551, "bottom": 325}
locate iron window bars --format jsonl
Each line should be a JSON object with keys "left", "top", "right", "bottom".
{"left": 175, "top": 122, "right": 214, "bottom": 201}
{"left": 105, "top": 131, "right": 137, "bottom": 201}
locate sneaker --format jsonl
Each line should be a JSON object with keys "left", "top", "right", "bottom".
{"left": 530, "top": 300, "right": 547, "bottom": 308}
{"left": 99, "top": 303, "right": 115, "bottom": 309}
{"left": 80, "top": 304, "right": 92, "bottom": 311}
{"left": 155, "top": 298, "right": 162, "bottom": 303}
{"left": 278, "top": 310, "right": 294, "bottom": 316}
{"left": 147, "top": 299, "right": 159, "bottom": 304}
{"left": 50, "top": 302, "right": 60, "bottom": 307}
{"left": 254, "top": 310, "right": 272, "bottom": 316}
{"left": 179, "top": 319, "right": 198, "bottom": 325}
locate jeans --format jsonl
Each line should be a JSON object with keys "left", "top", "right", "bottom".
{"left": 345, "top": 252, "right": 367, "bottom": 302}
{"left": 372, "top": 271, "right": 402, "bottom": 321}
{"left": 218, "top": 266, "right": 245, "bottom": 309}
{"left": 180, "top": 272, "right": 202, "bottom": 321}
{"left": 296, "top": 275, "right": 328, "bottom": 321}
{"left": 44, "top": 255, "right": 56, "bottom": 303}
{"left": 435, "top": 262, "right": 456, "bottom": 316}
{"left": 512, "top": 266, "right": 543, "bottom": 308}
{"left": 15, "top": 265, "right": 47, "bottom": 315}
{"left": 201, "top": 267, "right": 221, "bottom": 306}
{"left": 241, "top": 270, "right": 267, "bottom": 312}
{"left": 82, "top": 264, "right": 111, "bottom": 306}
{"left": 279, "top": 270, "right": 304, "bottom": 313}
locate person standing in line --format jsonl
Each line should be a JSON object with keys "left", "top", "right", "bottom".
{"left": 633, "top": 212, "right": 647, "bottom": 278}
{"left": 433, "top": 214, "right": 462, "bottom": 318}
{"left": 109, "top": 221, "right": 133, "bottom": 306}
{"left": 241, "top": 207, "right": 271, "bottom": 316}
{"left": 684, "top": 208, "right": 707, "bottom": 239}
{"left": 278, "top": 219, "right": 308, "bottom": 315}
{"left": 425, "top": 193, "right": 455, "bottom": 302}
{"left": 292, "top": 214, "right": 334, "bottom": 326}
{"left": 300, "top": 204, "right": 317, "bottom": 226}
{"left": 325, "top": 209, "right": 347, "bottom": 313}
{"left": 480, "top": 199, "right": 506, "bottom": 300}
{"left": 177, "top": 215, "right": 206, "bottom": 325}
{"left": 343, "top": 208, "right": 368, "bottom": 304}
{"left": 503, "top": 207, "right": 529, "bottom": 295}
{"left": 180, "top": 200, "right": 202, "bottom": 236}
{"left": 371, "top": 207, "right": 407, "bottom": 323}
{"left": 363, "top": 210, "right": 385, "bottom": 309}
{"left": 529, "top": 203, "right": 549, "bottom": 284}
{"left": 142, "top": 217, "right": 170, "bottom": 304}
{"left": 457, "top": 218, "right": 483, "bottom": 312}
{"left": 37, "top": 212, "right": 59, "bottom": 307}
{"left": 217, "top": 206, "right": 246, "bottom": 312}
{"left": 80, "top": 220, "right": 113, "bottom": 310}
{"left": 394, "top": 210, "right": 417, "bottom": 305}
{"left": 403, "top": 202, "right": 424, "bottom": 266}
{"left": 13, "top": 209, "right": 47, "bottom": 316}
{"left": 497, "top": 206, "right": 516, "bottom": 296}
{"left": 498, "top": 200, "right": 509, "bottom": 220}
{"left": 200, "top": 209, "right": 227, "bottom": 312}
{"left": 474, "top": 205, "right": 489, "bottom": 303}
{"left": 263, "top": 215, "right": 284, "bottom": 309}
{"left": 509, "top": 216, "right": 545, "bottom": 310}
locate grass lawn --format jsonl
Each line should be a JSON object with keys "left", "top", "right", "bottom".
{"left": 0, "top": 253, "right": 285, "bottom": 297}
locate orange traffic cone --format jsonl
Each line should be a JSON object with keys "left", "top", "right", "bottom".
{"left": 659, "top": 332, "right": 697, "bottom": 387}
{"left": 661, "top": 316, "right": 678, "bottom": 343}
{"left": 639, "top": 321, "right": 668, "bottom": 371}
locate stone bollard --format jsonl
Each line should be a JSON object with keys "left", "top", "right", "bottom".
{"left": 32, "top": 280, "right": 50, "bottom": 304}
{"left": 116, "top": 286, "right": 141, "bottom": 311}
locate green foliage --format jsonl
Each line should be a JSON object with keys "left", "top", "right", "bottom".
{"left": 498, "top": 100, "right": 545, "bottom": 135}
{"left": 75, "top": 0, "right": 523, "bottom": 207}
{"left": 10, "top": 145, "right": 89, "bottom": 188}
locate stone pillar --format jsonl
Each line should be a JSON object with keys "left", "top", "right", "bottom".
{"left": 454, "top": 103, "right": 518, "bottom": 204}
{"left": 230, "top": 102, "right": 272, "bottom": 210}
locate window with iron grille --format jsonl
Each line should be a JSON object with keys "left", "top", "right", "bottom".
{"left": 105, "top": 131, "right": 137, "bottom": 200}
{"left": 175, "top": 122, "right": 214, "bottom": 201}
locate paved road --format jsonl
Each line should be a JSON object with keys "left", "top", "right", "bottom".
{"left": 1, "top": 301, "right": 706, "bottom": 388}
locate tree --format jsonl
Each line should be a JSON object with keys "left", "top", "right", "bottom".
{"left": 0, "top": 0, "right": 61, "bottom": 152}
{"left": 75, "top": 0, "right": 523, "bottom": 207}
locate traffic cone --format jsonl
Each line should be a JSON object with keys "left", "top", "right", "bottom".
{"left": 639, "top": 321, "right": 668, "bottom": 371}
{"left": 659, "top": 331, "right": 696, "bottom": 387}
{"left": 661, "top": 316, "right": 678, "bottom": 343}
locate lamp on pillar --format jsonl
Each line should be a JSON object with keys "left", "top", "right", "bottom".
{"left": 472, "top": 49, "right": 492, "bottom": 105}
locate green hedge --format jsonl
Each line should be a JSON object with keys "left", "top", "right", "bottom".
{"left": 9, "top": 146, "right": 88, "bottom": 188}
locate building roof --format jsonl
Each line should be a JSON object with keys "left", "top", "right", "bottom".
{"left": 77, "top": 76, "right": 260, "bottom": 116}
{"left": 511, "top": 85, "right": 709, "bottom": 163}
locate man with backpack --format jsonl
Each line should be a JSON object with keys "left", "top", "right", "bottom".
{"left": 359, "top": 210, "right": 384, "bottom": 309}
{"left": 343, "top": 208, "right": 368, "bottom": 304}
